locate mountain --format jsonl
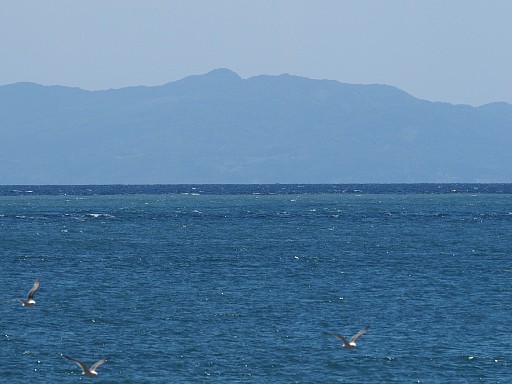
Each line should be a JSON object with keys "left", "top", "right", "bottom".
{"left": 1, "top": 68, "right": 512, "bottom": 184}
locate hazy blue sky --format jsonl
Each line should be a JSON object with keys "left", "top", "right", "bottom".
{"left": 1, "top": 1, "right": 511, "bottom": 106}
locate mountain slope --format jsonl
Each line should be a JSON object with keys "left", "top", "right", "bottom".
{"left": 1, "top": 69, "right": 511, "bottom": 184}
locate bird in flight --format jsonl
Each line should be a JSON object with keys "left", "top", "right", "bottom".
{"left": 328, "top": 325, "right": 369, "bottom": 350}
{"left": 63, "top": 355, "right": 110, "bottom": 377}
{"left": 20, "top": 277, "right": 40, "bottom": 307}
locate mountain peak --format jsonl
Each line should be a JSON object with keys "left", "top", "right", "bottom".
{"left": 204, "top": 68, "right": 241, "bottom": 80}
{"left": 169, "top": 68, "right": 241, "bottom": 90}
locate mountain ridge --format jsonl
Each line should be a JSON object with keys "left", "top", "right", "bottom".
{"left": 1, "top": 69, "right": 511, "bottom": 184}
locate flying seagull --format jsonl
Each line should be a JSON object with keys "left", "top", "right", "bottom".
{"left": 20, "top": 277, "right": 40, "bottom": 307}
{"left": 328, "top": 325, "right": 369, "bottom": 350}
{"left": 63, "top": 355, "right": 110, "bottom": 377}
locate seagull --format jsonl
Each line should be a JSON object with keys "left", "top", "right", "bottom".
{"left": 63, "top": 355, "right": 110, "bottom": 377}
{"left": 328, "top": 325, "right": 369, "bottom": 350}
{"left": 20, "top": 277, "right": 40, "bottom": 307}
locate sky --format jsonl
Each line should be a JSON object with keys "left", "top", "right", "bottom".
{"left": 1, "top": 0, "right": 511, "bottom": 106}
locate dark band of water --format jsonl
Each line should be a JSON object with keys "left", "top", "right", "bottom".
{"left": 2, "top": 183, "right": 512, "bottom": 196}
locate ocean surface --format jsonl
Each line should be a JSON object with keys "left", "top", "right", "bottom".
{"left": 1, "top": 184, "right": 510, "bottom": 383}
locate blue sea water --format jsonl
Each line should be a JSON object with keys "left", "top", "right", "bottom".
{"left": 0, "top": 184, "right": 510, "bottom": 383}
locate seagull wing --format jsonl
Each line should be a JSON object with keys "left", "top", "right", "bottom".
{"left": 328, "top": 333, "right": 350, "bottom": 347}
{"left": 91, "top": 357, "right": 110, "bottom": 372}
{"left": 350, "top": 325, "right": 369, "bottom": 343}
{"left": 63, "top": 355, "right": 89, "bottom": 374}
{"left": 27, "top": 277, "right": 40, "bottom": 299}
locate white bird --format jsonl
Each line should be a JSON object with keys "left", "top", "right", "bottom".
{"left": 63, "top": 355, "right": 110, "bottom": 377}
{"left": 328, "top": 325, "right": 369, "bottom": 350}
{"left": 20, "top": 277, "right": 40, "bottom": 307}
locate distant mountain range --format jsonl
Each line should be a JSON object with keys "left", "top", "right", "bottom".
{"left": 1, "top": 68, "right": 511, "bottom": 184}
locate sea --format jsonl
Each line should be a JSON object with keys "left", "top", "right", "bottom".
{"left": 0, "top": 184, "right": 510, "bottom": 383}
